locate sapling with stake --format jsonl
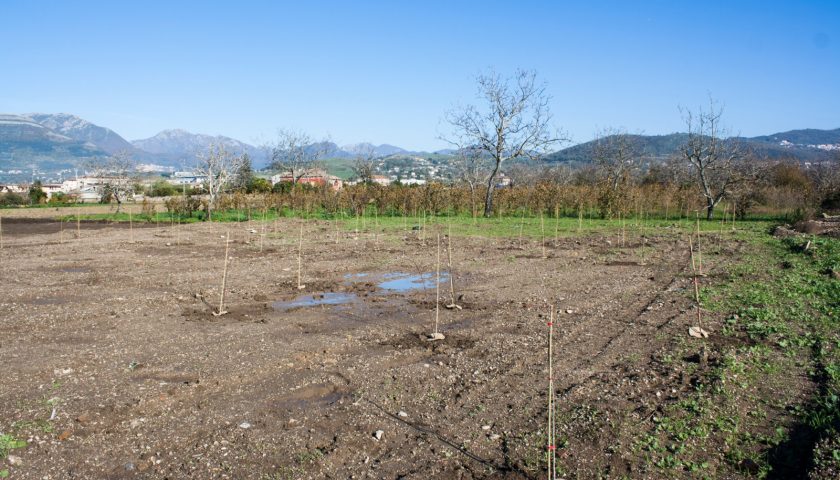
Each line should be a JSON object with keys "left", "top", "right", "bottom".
{"left": 540, "top": 213, "right": 546, "bottom": 258}
{"left": 428, "top": 232, "right": 445, "bottom": 341}
{"left": 297, "top": 223, "right": 305, "bottom": 290}
{"left": 445, "top": 224, "right": 461, "bottom": 310}
{"left": 695, "top": 216, "right": 703, "bottom": 275}
{"left": 546, "top": 304, "right": 556, "bottom": 480}
{"left": 688, "top": 235, "right": 709, "bottom": 342}
{"left": 213, "top": 231, "right": 231, "bottom": 316}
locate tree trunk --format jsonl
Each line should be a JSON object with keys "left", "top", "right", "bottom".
{"left": 706, "top": 198, "right": 715, "bottom": 221}
{"left": 483, "top": 162, "right": 501, "bottom": 218}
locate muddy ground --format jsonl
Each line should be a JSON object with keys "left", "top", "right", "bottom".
{"left": 1, "top": 215, "right": 751, "bottom": 479}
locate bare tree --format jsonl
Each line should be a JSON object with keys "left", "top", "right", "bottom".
{"left": 352, "top": 144, "right": 379, "bottom": 184}
{"left": 267, "top": 129, "right": 332, "bottom": 184}
{"left": 592, "top": 128, "right": 642, "bottom": 192}
{"left": 443, "top": 69, "right": 565, "bottom": 217}
{"left": 84, "top": 150, "right": 136, "bottom": 213}
{"left": 591, "top": 128, "right": 642, "bottom": 217}
{"left": 451, "top": 146, "right": 489, "bottom": 217}
{"left": 679, "top": 98, "right": 745, "bottom": 220}
{"left": 195, "top": 143, "right": 245, "bottom": 221}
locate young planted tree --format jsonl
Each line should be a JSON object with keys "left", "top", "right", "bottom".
{"left": 195, "top": 143, "right": 246, "bottom": 221}
{"left": 443, "top": 69, "right": 565, "bottom": 217}
{"left": 679, "top": 99, "right": 745, "bottom": 220}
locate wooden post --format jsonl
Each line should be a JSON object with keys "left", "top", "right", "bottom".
{"left": 695, "top": 216, "right": 703, "bottom": 275}
{"left": 432, "top": 232, "right": 443, "bottom": 339}
{"left": 129, "top": 208, "right": 134, "bottom": 243}
{"left": 214, "top": 231, "right": 231, "bottom": 316}
{"left": 297, "top": 223, "right": 305, "bottom": 289}
{"left": 547, "top": 304, "right": 556, "bottom": 480}
{"left": 541, "top": 212, "right": 546, "bottom": 258}
{"left": 446, "top": 224, "right": 461, "bottom": 310}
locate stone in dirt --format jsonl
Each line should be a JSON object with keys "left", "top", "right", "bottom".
{"left": 397, "top": 411, "right": 408, "bottom": 418}
{"left": 688, "top": 326, "right": 710, "bottom": 339}
{"left": 7, "top": 455, "right": 22, "bottom": 466}
{"left": 238, "top": 422, "right": 252, "bottom": 429}
{"left": 374, "top": 430, "right": 384, "bottom": 441}
{"left": 427, "top": 332, "right": 445, "bottom": 341}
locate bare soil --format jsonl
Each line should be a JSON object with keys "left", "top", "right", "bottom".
{"left": 0, "top": 215, "right": 755, "bottom": 479}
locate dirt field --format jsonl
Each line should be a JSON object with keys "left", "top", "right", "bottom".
{"left": 0, "top": 214, "right": 768, "bottom": 479}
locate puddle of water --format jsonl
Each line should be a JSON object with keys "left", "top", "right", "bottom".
{"left": 377, "top": 272, "right": 450, "bottom": 293}
{"left": 272, "top": 292, "right": 357, "bottom": 310}
{"left": 343, "top": 273, "right": 370, "bottom": 279}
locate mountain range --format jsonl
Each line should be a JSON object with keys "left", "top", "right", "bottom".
{"left": 0, "top": 112, "right": 837, "bottom": 177}
{"left": 546, "top": 129, "right": 840, "bottom": 164}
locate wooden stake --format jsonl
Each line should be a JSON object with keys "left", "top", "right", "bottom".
{"left": 432, "top": 232, "right": 443, "bottom": 339}
{"left": 689, "top": 235, "right": 702, "bottom": 330}
{"left": 129, "top": 208, "right": 134, "bottom": 243}
{"left": 76, "top": 209, "right": 81, "bottom": 240}
{"left": 695, "top": 216, "right": 703, "bottom": 275}
{"left": 541, "top": 213, "right": 546, "bottom": 258}
{"left": 0, "top": 214, "right": 3, "bottom": 250}
{"left": 214, "top": 231, "right": 231, "bottom": 316}
{"left": 547, "top": 304, "right": 556, "bottom": 480}
{"left": 297, "top": 223, "right": 305, "bottom": 290}
{"left": 446, "top": 224, "right": 461, "bottom": 310}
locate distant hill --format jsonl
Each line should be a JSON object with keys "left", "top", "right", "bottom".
{"left": 341, "top": 142, "right": 407, "bottom": 157}
{"left": 749, "top": 128, "right": 840, "bottom": 146}
{"left": 131, "top": 129, "right": 265, "bottom": 167}
{"left": 0, "top": 114, "right": 107, "bottom": 172}
{"left": 546, "top": 128, "right": 840, "bottom": 164}
{"left": 23, "top": 113, "right": 135, "bottom": 154}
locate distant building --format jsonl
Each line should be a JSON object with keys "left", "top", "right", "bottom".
{"left": 370, "top": 175, "right": 391, "bottom": 186}
{"left": 168, "top": 171, "right": 207, "bottom": 186}
{"left": 400, "top": 178, "right": 426, "bottom": 186}
{"left": 270, "top": 169, "right": 343, "bottom": 191}
{"left": 496, "top": 174, "right": 512, "bottom": 188}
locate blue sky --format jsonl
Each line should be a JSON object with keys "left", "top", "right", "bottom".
{"left": 1, "top": 1, "right": 838, "bottom": 150}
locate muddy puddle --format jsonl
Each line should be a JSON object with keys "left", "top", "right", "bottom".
{"left": 345, "top": 271, "right": 450, "bottom": 293}
{"left": 272, "top": 292, "right": 358, "bottom": 311}
{"left": 271, "top": 271, "right": 448, "bottom": 313}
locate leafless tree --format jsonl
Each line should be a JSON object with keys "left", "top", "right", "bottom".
{"left": 592, "top": 128, "right": 642, "bottom": 192}
{"left": 267, "top": 129, "right": 332, "bottom": 184}
{"left": 84, "top": 150, "right": 136, "bottom": 213}
{"left": 195, "top": 143, "right": 245, "bottom": 221}
{"left": 451, "top": 146, "right": 490, "bottom": 216}
{"left": 352, "top": 144, "right": 379, "bottom": 184}
{"left": 679, "top": 98, "right": 745, "bottom": 220}
{"left": 591, "top": 128, "right": 642, "bottom": 217}
{"left": 443, "top": 69, "right": 565, "bottom": 216}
